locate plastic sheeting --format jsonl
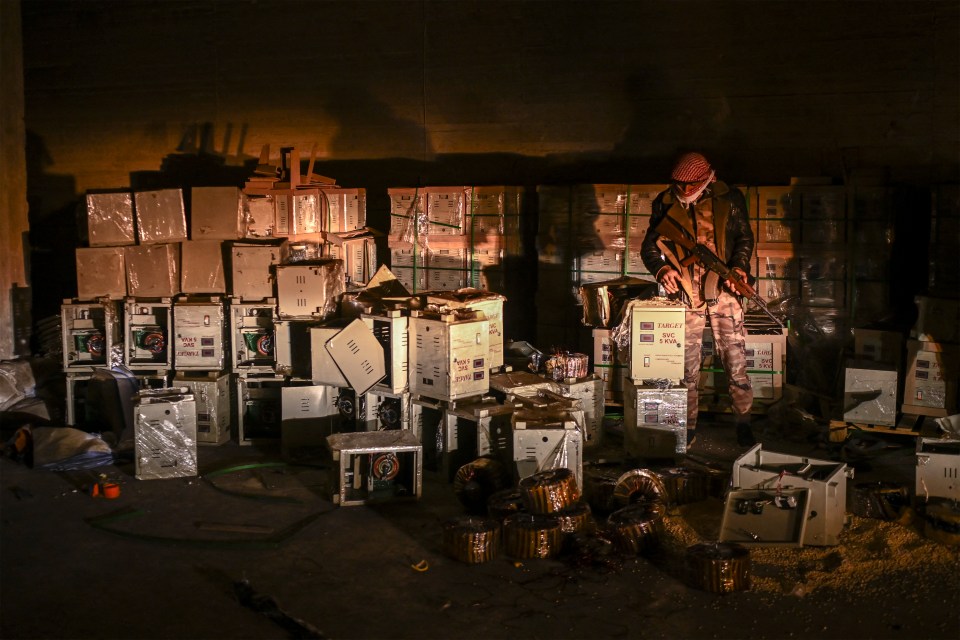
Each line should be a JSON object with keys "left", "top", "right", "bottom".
{"left": 134, "top": 388, "right": 197, "bottom": 480}
{"left": 0, "top": 360, "right": 36, "bottom": 411}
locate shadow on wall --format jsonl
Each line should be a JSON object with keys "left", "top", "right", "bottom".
{"left": 25, "top": 130, "right": 80, "bottom": 325}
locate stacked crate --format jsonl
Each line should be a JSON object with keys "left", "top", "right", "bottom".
{"left": 536, "top": 184, "right": 664, "bottom": 368}
{"left": 387, "top": 186, "right": 523, "bottom": 295}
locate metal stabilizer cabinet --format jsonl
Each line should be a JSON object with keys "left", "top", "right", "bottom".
{"left": 61, "top": 298, "right": 121, "bottom": 372}
{"left": 229, "top": 297, "right": 277, "bottom": 373}
{"left": 443, "top": 395, "right": 515, "bottom": 481}
{"left": 916, "top": 436, "right": 960, "bottom": 501}
{"left": 327, "top": 430, "right": 422, "bottom": 506}
{"left": 172, "top": 296, "right": 227, "bottom": 371}
{"left": 719, "top": 487, "right": 811, "bottom": 547}
{"left": 361, "top": 309, "right": 410, "bottom": 394}
{"left": 124, "top": 298, "right": 173, "bottom": 371}
{"left": 732, "top": 444, "right": 853, "bottom": 546}
{"left": 409, "top": 310, "right": 490, "bottom": 402}
{"left": 175, "top": 371, "right": 231, "bottom": 445}
{"left": 237, "top": 374, "right": 286, "bottom": 445}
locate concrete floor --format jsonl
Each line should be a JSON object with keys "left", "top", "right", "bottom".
{"left": 2, "top": 413, "right": 958, "bottom": 640}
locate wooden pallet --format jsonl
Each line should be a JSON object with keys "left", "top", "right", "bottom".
{"left": 829, "top": 414, "right": 928, "bottom": 441}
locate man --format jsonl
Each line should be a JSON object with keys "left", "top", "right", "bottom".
{"left": 640, "top": 152, "right": 756, "bottom": 448}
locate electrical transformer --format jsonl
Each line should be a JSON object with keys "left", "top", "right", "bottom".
{"left": 124, "top": 298, "right": 173, "bottom": 371}
{"left": 61, "top": 298, "right": 120, "bottom": 372}
{"left": 229, "top": 298, "right": 277, "bottom": 373}
{"left": 172, "top": 297, "right": 226, "bottom": 371}
{"left": 409, "top": 310, "right": 490, "bottom": 402}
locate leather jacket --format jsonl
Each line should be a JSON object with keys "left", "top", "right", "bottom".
{"left": 640, "top": 180, "right": 754, "bottom": 282}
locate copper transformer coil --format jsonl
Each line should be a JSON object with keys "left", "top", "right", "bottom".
{"left": 582, "top": 466, "right": 622, "bottom": 515}
{"left": 550, "top": 502, "right": 593, "bottom": 534}
{"left": 922, "top": 499, "right": 960, "bottom": 547}
{"left": 503, "top": 513, "right": 563, "bottom": 559}
{"left": 519, "top": 468, "right": 581, "bottom": 514}
{"left": 613, "top": 469, "right": 668, "bottom": 508}
{"left": 487, "top": 489, "right": 526, "bottom": 522}
{"left": 607, "top": 502, "right": 666, "bottom": 555}
{"left": 442, "top": 516, "right": 502, "bottom": 564}
{"left": 686, "top": 542, "right": 751, "bottom": 594}
{"left": 655, "top": 467, "right": 708, "bottom": 505}
{"left": 453, "top": 457, "right": 511, "bottom": 515}
{"left": 849, "top": 482, "right": 910, "bottom": 520}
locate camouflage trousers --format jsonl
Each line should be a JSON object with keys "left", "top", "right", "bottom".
{"left": 683, "top": 290, "right": 753, "bottom": 430}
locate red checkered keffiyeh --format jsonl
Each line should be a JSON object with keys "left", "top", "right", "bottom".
{"left": 670, "top": 152, "right": 712, "bottom": 183}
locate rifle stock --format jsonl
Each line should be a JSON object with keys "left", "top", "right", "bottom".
{"left": 654, "top": 216, "right": 783, "bottom": 328}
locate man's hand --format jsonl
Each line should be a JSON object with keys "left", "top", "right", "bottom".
{"left": 658, "top": 267, "right": 682, "bottom": 295}
{"left": 725, "top": 267, "right": 748, "bottom": 294}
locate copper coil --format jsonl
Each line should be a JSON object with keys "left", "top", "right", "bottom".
{"left": 923, "top": 500, "right": 960, "bottom": 547}
{"left": 519, "top": 468, "right": 581, "bottom": 514}
{"left": 582, "top": 465, "right": 622, "bottom": 515}
{"left": 613, "top": 469, "right": 668, "bottom": 508}
{"left": 442, "top": 516, "right": 501, "bottom": 564}
{"left": 551, "top": 502, "right": 593, "bottom": 534}
{"left": 503, "top": 513, "right": 563, "bottom": 559}
{"left": 607, "top": 502, "right": 665, "bottom": 554}
{"left": 453, "top": 457, "right": 511, "bottom": 515}
{"left": 487, "top": 489, "right": 526, "bottom": 522}
{"left": 850, "top": 482, "right": 910, "bottom": 520}
{"left": 654, "top": 467, "right": 708, "bottom": 505}
{"left": 686, "top": 542, "right": 751, "bottom": 594}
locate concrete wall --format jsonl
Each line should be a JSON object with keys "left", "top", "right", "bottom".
{"left": 20, "top": 0, "right": 960, "bottom": 319}
{"left": 2, "top": 0, "right": 29, "bottom": 359}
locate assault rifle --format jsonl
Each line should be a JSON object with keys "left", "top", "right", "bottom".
{"left": 654, "top": 215, "right": 784, "bottom": 328}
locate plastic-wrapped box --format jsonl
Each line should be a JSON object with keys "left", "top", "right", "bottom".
{"left": 327, "top": 430, "right": 422, "bottom": 506}
{"left": 242, "top": 195, "right": 276, "bottom": 238}
{"left": 85, "top": 191, "right": 135, "bottom": 247}
{"left": 409, "top": 310, "right": 490, "bottom": 402}
{"left": 175, "top": 372, "right": 231, "bottom": 445}
{"left": 190, "top": 186, "right": 244, "bottom": 240}
{"left": 125, "top": 244, "right": 180, "bottom": 298}
{"left": 556, "top": 375, "right": 605, "bottom": 446}
{"left": 843, "top": 360, "right": 898, "bottom": 426}
{"left": 320, "top": 188, "right": 367, "bottom": 233}
{"left": 275, "top": 260, "right": 345, "bottom": 320}
{"left": 732, "top": 444, "right": 853, "bottom": 546}
{"left": 61, "top": 298, "right": 121, "bottom": 372}
{"left": 134, "top": 387, "right": 197, "bottom": 480}
{"left": 622, "top": 382, "right": 687, "bottom": 458}
{"left": 426, "top": 290, "right": 506, "bottom": 370}
{"left": 172, "top": 297, "right": 226, "bottom": 371}
{"left": 124, "top": 298, "right": 173, "bottom": 371}
{"left": 228, "top": 241, "right": 287, "bottom": 301}
{"left": 76, "top": 247, "right": 127, "bottom": 300}
{"left": 134, "top": 189, "right": 187, "bottom": 244}
{"left": 229, "top": 298, "right": 277, "bottom": 373}
{"left": 325, "top": 228, "right": 380, "bottom": 285}
{"left": 507, "top": 417, "right": 583, "bottom": 490}
{"left": 180, "top": 240, "right": 226, "bottom": 294}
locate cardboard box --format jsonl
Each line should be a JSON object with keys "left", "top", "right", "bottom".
{"left": 903, "top": 340, "right": 959, "bottom": 414}
{"left": 125, "top": 244, "right": 180, "bottom": 298}
{"left": 134, "top": 189, "right": 188, "bottom": 244}
{"left": 843, "top": 360, "right": 898, "bottom": 426}
{"left": 76, "top": 247, "right": 127, "bottom": 300}
{"left": 190, "top": 186, "right": 244, "bottom": 240}
{"left": 85, "top": 191, "right": 135, "bottom": 247}
{"left": 228, "top": 242, "right": 287, "bottom": 301}
{"left": 180, "top": 240, "right": 226, "bottom": 294}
